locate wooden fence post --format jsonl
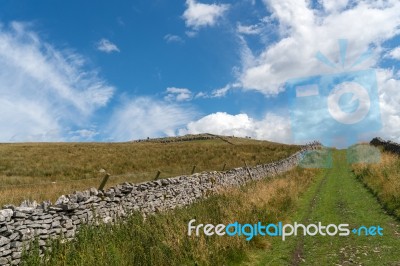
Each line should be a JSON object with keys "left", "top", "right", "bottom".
{"left": 98, "top": 173, "right": 110, "bottom": 191}
{"left": 191, "top": 165, "right": 197, "bottom": 174}
{"left": 154, "top": 170, "right": 161, "bottom": 180}
{"left": 243, "top": 160, "right": 252, "bottom": 179}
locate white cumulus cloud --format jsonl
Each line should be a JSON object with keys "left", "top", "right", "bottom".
{"left": 319, "top": 0, "right": 349, "bottom": 13}
{"left": 388, "top": 46, "right": 400, "bottom": 60}
{"left": 376, "top": 68, "right": 400, "bottom": 142}
{"left": 235, "top": 0, "right": 400, "bottom": 144}
{"left": 238, "top": 0, "right": 400, "bottom": 95}
{"left": 179, "top": 112, "right": 291, "bottom": 143}
{"left": 183, "top": 0, "right": 229, "bottom": 30}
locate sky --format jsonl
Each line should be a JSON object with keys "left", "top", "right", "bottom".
{"left": 0, "top": 0, "right": 399, "bottom": 144}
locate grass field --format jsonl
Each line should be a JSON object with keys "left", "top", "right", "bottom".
{"left": 0, "top": 135, "right": 300, "bottom": 206}
{"left": 8, "top": 138, "right": 400, "bottom": 265}
{"left": 21, "top": 167, "right": 319, "bottom": 266}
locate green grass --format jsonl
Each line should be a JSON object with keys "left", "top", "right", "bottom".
{"left": 247, "top": 149, "right": 400, "bottom": 265}
{"left": 21, "top": 167, "right": 318, "bottom": 266}
{"left": 0, "top": 135, "right": 300, "bottom": 205}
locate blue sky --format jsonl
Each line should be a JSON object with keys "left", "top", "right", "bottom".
{"left": 0, "top": 0, "right": 399, "bottom": 144}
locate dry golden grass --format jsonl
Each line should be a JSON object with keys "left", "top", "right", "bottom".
{"left": 0, "top": 136, "right": 300, "bottom": 206}
{"left": 178, "top": 168, "right": 317, "bottom": 264}
{"left": 352, "top": 151, "right": 400, "bottom": 218}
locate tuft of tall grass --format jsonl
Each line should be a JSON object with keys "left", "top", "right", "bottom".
{"left": 352, "top": 151, "right": 400, "bottom": 219}
{"left": 21, "top": 167, "right": 318, "bottom": 266}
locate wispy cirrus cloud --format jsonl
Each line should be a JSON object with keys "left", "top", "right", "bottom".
{"left": 107, "top": 97, "right": 197, "bottom": 141}
{"left": 210, "top": 84, "right": 231, "bottom": 97}
{"left": 195, "top": 84, "right": 235, "bottom": 99}
{"left": 0, "top": 22, "right": 115, "bottom": 141}
{"left": 164, "top": 87, "right": 193, "bottom": 102}
{"left": 67, "top": 129, "right": 99, "bottom": 141}
{"left": 96, "top": 38, "right": 120, "bottom": 53}
{"left": 164, "top": 34, "right": 184, "bottom": 44}
{"left": 236, "top": 23, "right": 262, "bottom": 35}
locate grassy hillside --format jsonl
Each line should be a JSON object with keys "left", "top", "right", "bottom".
{"left": 0, "top": 135, "right": 300, "bottom": 206}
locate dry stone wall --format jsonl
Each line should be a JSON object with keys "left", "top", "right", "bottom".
{"left": 0, "top": 142, "right": 320, "bottom": 265}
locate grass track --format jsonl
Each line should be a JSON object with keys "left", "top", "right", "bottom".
{"left": 247, "top": 150, "right": 400, "bottom": 265}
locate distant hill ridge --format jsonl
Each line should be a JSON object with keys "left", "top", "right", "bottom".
{"left": 131, "top": 133, "right": 241, "bottom": 144}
